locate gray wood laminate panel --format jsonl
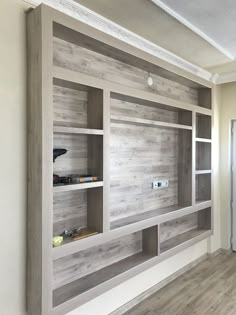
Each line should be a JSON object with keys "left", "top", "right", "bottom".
{"left": 53, "top": 201, "right": 212, "bottom": 260}
{"left": 53, "top": 66, "right": 213, "bottom": 117}
{"left": 53, "top": 21, "right": 211, "bottom": 89}
{"left": 196, "top": 174, "right": 211, "bottom": 202}
{"left": 27, "top": 6, "right": 53, "bottom": 315}
{"left": 53, "top": 232, "right": 142, "bottom": 289}
{"left": 198, "top": 88, "right": 212, "bottom": 109}
{"left": 53, "top": 252, "right": 152, "bottom": 307}
{"left": 53, "top": 37, "right": 199, "bottom": 105}
{"left": 111, "top": 96, "right": 178, "bottom": 124}
{"left": 124, "top": 252, "right": 236, "bottom": 315}
{"left": 110, "top": 205, "right": 183, "bottom": 230}
{"left": 53, "top": 83, "right": 88, "bottom": 128}
{"left": 110, "top": 122, "right": 179, "bottom": 223}
{"left": 53, "top": 190, "right": 87, "bottom": 236}
{"left": 160, "top": 229, "right": 206, "bottom": 253}
{"left": 196, "top": 142, "right": 212, "bottom": 171}
{"left": 160, "top": 213, "right": 198, "bottom": 243}
{"left": 196, "top": 113, "right": 212, "bottom": 139}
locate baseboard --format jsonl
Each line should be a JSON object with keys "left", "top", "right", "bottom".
{"left": 109, "top": 249, "right": 224, "bottom": 315}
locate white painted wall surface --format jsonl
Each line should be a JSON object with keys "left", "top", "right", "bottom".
{"left": 0, "top": 0, "right": 29, "bottom": 315}
{"left": 220, "top": 83, "right": 236, "bottom": 249}
{"left": 0, "top": 1, "right": 220, "bottom": 315}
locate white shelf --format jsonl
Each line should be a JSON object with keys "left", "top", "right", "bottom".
{"left": 53, "top": 181, "right": 103, "bottom": 193}
{"left": 195, "top": 137, "right": 212, "bottom": 143}
{"left": 195, "top": 170, "right": 212, "bottom": 175}
{"left": 111, "top": 115, "right": 192, "bottom": 130}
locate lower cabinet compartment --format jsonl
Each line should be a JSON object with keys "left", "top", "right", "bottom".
{"left": 53, "top": 226, "right": 158, "bottom": 307}
{"left": 159, "top": 208, "right": 211, "bottom": 254}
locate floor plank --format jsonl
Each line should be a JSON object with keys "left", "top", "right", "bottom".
{"left": 124, "top": 252, "right": 236, "bottom": 315}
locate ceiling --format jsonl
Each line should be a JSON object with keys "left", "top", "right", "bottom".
{"left": 76, "top": 0, "right": 234, "bottom": 70}
{"left": 157, "top": 0, "right": 236, "bottom": 60}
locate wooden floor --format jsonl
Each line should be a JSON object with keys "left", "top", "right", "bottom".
{"left": 124, "top": 252, "right": 236, "bottom": 315}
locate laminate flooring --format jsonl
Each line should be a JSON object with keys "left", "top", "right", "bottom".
{"left": 124, "top": 252, "right": 236, "bottom": 315}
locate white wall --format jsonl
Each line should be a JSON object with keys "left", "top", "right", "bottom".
{"left": 0, "top": 1, "right": 30, "bottom": 315}
{"left": 219, "top": 83, "right": 236, "bottom": 249}
{"left": 0, "top": 1, "right": 221, "bottom": 315}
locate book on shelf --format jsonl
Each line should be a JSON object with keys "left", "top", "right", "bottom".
{"left": 70, "top": 175, "right": 99, "bottom": 183}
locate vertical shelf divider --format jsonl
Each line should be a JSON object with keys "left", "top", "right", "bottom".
{"left": 103, "top": 89, "right": 111, "bottom": 232}
{"left": 192, "top": 111, "right": 196, "bottom": 206}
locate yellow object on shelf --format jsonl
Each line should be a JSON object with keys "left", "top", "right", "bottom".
{"left": 53, "top": 236, "right": 63, "bottom": 247}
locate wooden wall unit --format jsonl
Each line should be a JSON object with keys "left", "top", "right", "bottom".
{"left": 27, "top": 5, "right": 213, "bottom": 315}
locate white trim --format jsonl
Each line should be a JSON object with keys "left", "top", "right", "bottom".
{"left": 214, "top": 72, "right": 236, "bottom": 85}
{"left": 23, "top": 0, "right": 212, "bottom": 82}
{"left": 151, "top": 0, "right": 234, "bottom": 61}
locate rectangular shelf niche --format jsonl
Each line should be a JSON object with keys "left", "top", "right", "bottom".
{"left": 53, "top": 226, "right": 158, "bottom": 307}
{"left": 196, "top": 113, "right": 212, "bottom": 139}
{"left": 196, "top": 173, "right": 211, "bottom": 203}
{"left": 53, "top": 78, "right": 104, "bottom": 238}
{"left": 160, "top": 207, "right": 211, "bottom": 254}
{"left": 110, "top": 93, "right": 192, "bottom": 230}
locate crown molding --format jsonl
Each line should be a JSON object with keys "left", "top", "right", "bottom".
{"left": 23, "top": 0, "right": 214, "bottom": 82}
{"left": 151, "top": 0, "right": 234, "bottom": 61}
{"left": 213, "top": 72, "right": 236, "bottom": 85}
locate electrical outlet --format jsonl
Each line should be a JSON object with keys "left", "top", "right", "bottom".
{"left": 152, "top": 180, "right": 169, "bottom": 189}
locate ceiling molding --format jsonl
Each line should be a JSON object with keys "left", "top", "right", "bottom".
{"left": 23, "top": 0, "right": 213, "bottom": 82}
{"left": 151, "top": 0, "right": 235, "bottom": 61}
{"left": 214, "top": 72, "right": 236, "bottom": 85}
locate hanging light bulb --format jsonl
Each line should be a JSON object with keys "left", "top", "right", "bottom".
{"left": 147, "top": 73, "right": 153, "bottom": 86}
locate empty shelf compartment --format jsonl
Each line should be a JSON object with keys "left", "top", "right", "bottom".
{"left": 160, "top": 208, "right": 211, "bottom": 254}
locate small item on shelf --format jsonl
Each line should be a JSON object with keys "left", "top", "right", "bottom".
{"left": 53, "top": 236, "right": 63, "bottom": 247}
{"left": 71, "top": 228, "right": 98, "bottom": 241}
{"left": 53, "top": 174, "right": 72, "bottom": 185}
{"left": 70, "top": 174, "right": 99, "bottom": 184}
{"left": 59, "top": 227, "right": 98, "bottom": 242}
{"left": 53, "top": 148, "right": 68, "bottom": 163}
{"left": 60, "top": 228, "right": 81, "bottom": 238}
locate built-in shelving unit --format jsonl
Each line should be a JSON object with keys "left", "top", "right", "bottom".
{"left": 27, "top": 5, "right": 213, "bottom": 315}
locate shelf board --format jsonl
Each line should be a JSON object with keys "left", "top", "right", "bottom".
{"left": 53, "top": 181, "right": 103, "bottom": 193}
{"left": 195, "top": 137, "right": 212, "bottom": 143}
{"left": 53, "top": 66, "right": 212, "bottom": 116}
{"left": 53, "top": 252, "right": 152, "bottom": 307}
{"left": 53, "top": 200, "right": 212, "bottom": 260}
{"left": 111, "top": 115, "right": 192, "bottom": 130}
{"left": 160, "top": 229, "right": 210, "bottom": 254}
{"left": 53, "top": 125, "right": 104, "bottom": 135}
{"left": 195, "top": 170, "right": 212, "bottom": 175}
{"left": 110, "top": 205, "right": 184, "bottom": 230}
{"left": 195, "top": 200, "right": 210, "bottom": 205}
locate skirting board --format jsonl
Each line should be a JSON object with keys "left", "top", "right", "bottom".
{"left": 109, "top": 248, "right": 229, "bottom": 315}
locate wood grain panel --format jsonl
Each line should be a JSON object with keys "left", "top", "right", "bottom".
{"left": 53, "top": 83, "right": 88, "bottom": 128}
{"left": 196, "top": 114, "right": 211, "bottom": 139}
{"left": 111, "top": 96, "right": 179, "bottom": 124}
{"left": 160, "top": 213, "right": 198, "bottom": 243}
{"left": 53, "top": 232, "right": 142, "bottom": 289}
{"left": 196, "top": 142, "right": 211, "bottom": 171}
{"left": 196, "top": 174, "right": 211, "bottom": 202}
{"left": 53, "top": 190, "right": 87, "bottom": 236}
{"left": 53, "top": 133, "right": 88, "bottom": 176}
{"left": 53, "top": 37, "right": 198, "bottom": 105}
{"left": 110, "top": 122, "right": 179, "bottom": 223}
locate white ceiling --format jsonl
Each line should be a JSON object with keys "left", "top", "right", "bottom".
{"left": 155, "top": 0, "right": 236, "bottom": 60}
{"left": 76, "top": 0, "right": 231, "bottom": 69}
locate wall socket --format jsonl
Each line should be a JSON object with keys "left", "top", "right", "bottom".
{"left": 152, "top": 180, "right": 169, "bottom": 189}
